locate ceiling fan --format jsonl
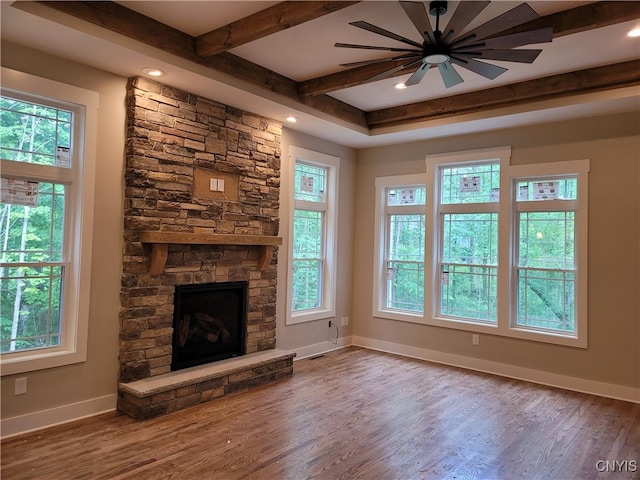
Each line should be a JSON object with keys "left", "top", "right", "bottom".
{"left": 335, "top": 1, "right": 553, "bottom": 88}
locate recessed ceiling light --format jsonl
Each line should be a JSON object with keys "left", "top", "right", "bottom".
{"left": 286, "top": 116, "right": 299, "bottom": 123}
{"left": 143, "top": 68, "right": 165, "bottom": 77}
{"left": 395, "top": 83, "right": 407, "bottom": 90}
{"left": 628, "top": 28, "right": 640, "bottom": 38}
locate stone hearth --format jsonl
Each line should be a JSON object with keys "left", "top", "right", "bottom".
{"left": 119, "top": 350, "right": 295, "bottom": 420}
{"left": 117, "top": 77, "right": 291, "bottom": 419}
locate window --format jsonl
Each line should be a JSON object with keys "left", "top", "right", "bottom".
{"left": 0, "top": 68, "right": 97, "bottom": 375}
{"left": 287, "top": 147, "right": 339, "bottom": 324}
{"left": 514, "top": 178, "right": 578, "bottom": 334}
{"left": 373, "top": 174, "right": 426, "bottom": 321}
{"left": 423, "top": 147, "right": 588, "bottom": 347}
{"left": 438, "top": 163, "right": 499, "bottom": 323}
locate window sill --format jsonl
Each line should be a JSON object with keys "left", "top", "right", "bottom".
{"left": 1, "top": 346, "right": 87, "bottom": 376}
{"left": 374, "top": 309, "right": 424, "bottom": 323}
{"left": 287, "top": 308, "right": 335, "bottom": 325}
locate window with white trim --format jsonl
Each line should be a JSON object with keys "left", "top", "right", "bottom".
{"left": 514, "top": 177, "right": 578, "bottom": 334}
{"left": 423, "top": 147, "right": 588, "bottom": 347}
{"left": 373, "top": 174, "right": 426, "bottom": 321}
{"left": 287, "top": 147, "right": 339, "bottom": 324}
{"left": 437, "top": 162, "right": 499, "bottom": 323}
{"left": 0, "top": 68, "right": 97, "bottom": 374}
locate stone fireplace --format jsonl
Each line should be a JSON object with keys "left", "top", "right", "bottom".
{"left": 117, "top": 77, "right": 294, "bottom": 420}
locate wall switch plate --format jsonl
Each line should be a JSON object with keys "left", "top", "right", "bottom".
{"left": 217, "top": 179, "right": 225, "bottom": 192}
{"left": 341, "top": 316, "right": 349, "bottom": 326}
{"left": 472, "top": 334, "right": 480, "bottom": 346}
{"left": 209, "top": 178, "right": 218, "bottom": 191}
{"left": 15, "top": 377, "right": 27, "bottom": 395}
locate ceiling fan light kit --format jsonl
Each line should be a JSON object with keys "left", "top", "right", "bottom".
{"left": 336, "top": 0, "right": 553, "bottom": 88}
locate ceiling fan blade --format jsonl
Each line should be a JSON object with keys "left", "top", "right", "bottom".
{"left": 452, "top": 3, "right": 540, "bottom": 47}
{"left": 340, "top": 54, "right": 421, "bottom": 68}
{"left": 400, "top": 1, "right": 435, "bottom": 44}
{"left": 350, "top": 20, "right": 423, "bottom": 49}
{"left": 369, "top": 58, "right": 423, "bottom": 82}
{"left": 455, "top": 48, "right": 542, "bottom": 64}
{"left": 405, "top": 62, "right": 431, "bottom": 86}
{"left": 441, "top": 1, "right": 490, "bottom": 43}
{"left": 480, "top": 27, "right": 553, "bottom": 50}
{"left": 437, "top": 61, "right": 464, "bottom": 88}
{"left": 335, "top": 42, "right": 421, "bottom": 53}
{"left": 450, "top": 57, "right": 507, "bottom": 80}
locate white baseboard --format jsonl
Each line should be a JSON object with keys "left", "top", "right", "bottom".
{"left": 291, "top": 335, "right": 352, "bottom": 361}
{"left": 1, "top": 394, "right": 117, "bottom": 439}
{"left": 352, "top": 336, "right": 640, "bottom": 404}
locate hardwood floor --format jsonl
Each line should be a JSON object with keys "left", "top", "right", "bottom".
{"left": 2, "top": 347, "right": 639, "bottom": 479}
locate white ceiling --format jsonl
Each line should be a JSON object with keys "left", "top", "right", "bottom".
{"left": 2, "top": 1, "right": 639, "bottom": 148}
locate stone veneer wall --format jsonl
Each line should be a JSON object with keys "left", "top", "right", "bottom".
{"left": 119, "top": 77, "right": 282, "bottom": 384}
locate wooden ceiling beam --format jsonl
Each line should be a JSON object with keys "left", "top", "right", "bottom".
{"left": 35, "top": 1, "right": 368, "bottom": 129}
{"left": 300, "top": 1, "right": 640, "bottom": 97}
{"left": 196, "top": 1, "right": 359, "bottom": 57}
{"left": 492, "top": 1, "right": 640, "bottom": 39}
{"left": 299, "top": 60, "right": 413, "bottom": 97}
{"left": 30, "top": 1, "right": 640, "bottom": 135}
{"left": 366, "top": 59, "right": 640, "bottom": 127}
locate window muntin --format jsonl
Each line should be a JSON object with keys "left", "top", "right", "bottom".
{"left": 437, "top": 162, "right": 500, "bottom": 323}
{"left": 440, "top": 213, "right": 498, "bottom": 322}
{"left": 0, "top": 97, "right": 72, "bottom": 167}
{"left": 1, "top": 181, "right": 67, "bottom": 353}
{"left": 514, "top": 176, "right": 578, "bottom": 334}
{"left": 374, "top": 176, "right": 426, "bottom": 320}
{"left": 1, "top": 99, "right": 72, "bottom": 354}
{"left": 440, "top": 163, "right": 500, "bottom": 204}
{"left": 516, "top": 178, "right": 577, "bottom": 202}
{"left": 385, "top": 189, "right": 426, "bottom": 312}
{"left": 292, "top": 161, "right": 327, "bottom": 314}
{"left": 294, "top": 162, "right": 326, "bottom": 203}
{"left": 292, "top": 209, "right": 323, "bottom": 311}
{"left": 287, "top": 148, "right": 339, "bottom": 324}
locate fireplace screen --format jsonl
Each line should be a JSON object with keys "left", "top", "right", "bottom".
{"left": 172, "top": 281, "right": 247, "bottom": 371}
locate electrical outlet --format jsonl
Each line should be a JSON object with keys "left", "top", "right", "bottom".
{"left": 341, "top": 316, "right": 349, "bottom": 326}
{"left": 15, "top": 377, "right": 27, "bottom": 395}
{"left": 472, "top": 334, "right": 480, "bottom": 346}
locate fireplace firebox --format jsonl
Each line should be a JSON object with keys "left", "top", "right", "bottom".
{"left": 172, "top": 281, "right": 247, "bottom": 371}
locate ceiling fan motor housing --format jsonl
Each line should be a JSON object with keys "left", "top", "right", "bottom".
{"left": 429, "top": 1, "right": 448, "bottom": 18}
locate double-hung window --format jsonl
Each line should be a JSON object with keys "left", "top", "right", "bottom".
{"left": 423, "top": 147, "right": 588, "bottom": 347}
{"left": 0, "top": 68, "right": 97, "bottom": 374}
{"left": 438, "top": 162, "right": 499, "bottom": 323}
{"left": 373, "top": 174, "right": 426, "bottom": 321}
{"left": 514, "top": 177, "right": 580, "bottom": 334}
{"left": 287, "top": 147, "right": 339, "bottom": 324}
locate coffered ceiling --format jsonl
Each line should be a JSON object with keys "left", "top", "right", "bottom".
{"left": 2, "top": 1, "right": 639, "bottom": 147}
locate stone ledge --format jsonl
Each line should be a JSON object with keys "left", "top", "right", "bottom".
{"left": 119, "top": 349, "right": 295, "bottom": 398}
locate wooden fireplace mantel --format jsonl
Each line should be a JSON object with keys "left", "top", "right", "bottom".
{"left": 140, "top": 231, "right": 283, "bottom": 275}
